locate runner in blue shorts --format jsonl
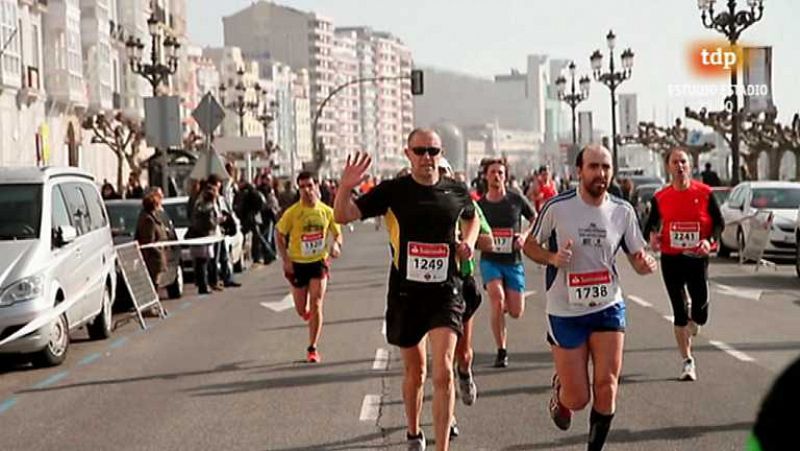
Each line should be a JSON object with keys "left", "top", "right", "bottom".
{"left": 523, "top": 144, "right": 657, "bottom": 451}
{"left": 477, "top": 158, "right": 536, "bottom": 368}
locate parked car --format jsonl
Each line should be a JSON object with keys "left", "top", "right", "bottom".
{"left": 162, "top": 196, "right": 249, "bottom": 275}
{"left": 0, "top": 167, "right": 117, "bottom": 367}
{"left": 630, "top": 183, "right": 663, "bottom": 229}
{"left": 719, "top": 181, "right": 800, "bottom": 258}
{"left": 105, "top": 199, "right": 184, "bottom": 301}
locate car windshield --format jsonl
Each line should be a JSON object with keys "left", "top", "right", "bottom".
{"left": 106, "top": 204, "right": 141, "bottom": 237}
{"left": 712, "top": 189, "right": 731, "bottom": 205}
{"left": 0, "top": 184, "right": 42, "bottom": 240}
{"left": 164, "top": 202, "right": 191, "bottom": 228}
{"left": 750, "top": 188, "right": 800, "bottom": 209}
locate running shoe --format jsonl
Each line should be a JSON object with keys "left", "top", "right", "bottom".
{"left": 679, "top": 358, "right": 697, "bottom": 381}
{"left": 449, "top": 418, "right": 459, "bottom": 439}
{"left": 493, "top": 349, "right": 509, "bottom": 368}
{"left": 307, "top": 349, "right": 320, "bottom": 363}
{"left": 406, "top": 431, "right": 425, "bottom": 451}
{"left": 548, "top": 373, "right": 572, "bottom": 431}
{"left": 457, "top": 370, "right": 477, "bottom": 406}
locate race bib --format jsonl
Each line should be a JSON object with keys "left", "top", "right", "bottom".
{"left": 567, "top": 270, "right": 616, "bottom": 307}
{"left": 670, "top": 222, "right": 700, "bottom": 249}
{"left": 492, "top": 228, "right": 514, "bottom": 254}
{"left": 301, "top": 232, "right": 325, "bottom": 257}
{"left": 406, "top": 242, "right": 449, "bottom": 283}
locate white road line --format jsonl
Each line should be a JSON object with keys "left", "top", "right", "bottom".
{"left": 381, "top": 320, "right": 386, "bottom": 337}
{"left": 359, "top": 394, "right": 381, "bottom": 421}
{"left": 524, "top": 290, "right": 537, "bottom": 298}
{"left": 372, "top": 348, "right": 389, "bottom": 371}
{"left": 712, "top": 283, "right": 762, "bottom": 301}
{"left": 662, "top": 315, "right": 674, "bottom": 323}
{"left": 709, "top": 340, "right": 755, "bottom": 363}
{"left": 627, "top": 295, "right": 653, "bottom": 308}
{"left": 260, "top": 293, "right": 294, "bottom": 312}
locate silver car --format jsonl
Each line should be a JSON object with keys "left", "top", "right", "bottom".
{"left": 0, "top": 168, "right": 117, "bottom": 367}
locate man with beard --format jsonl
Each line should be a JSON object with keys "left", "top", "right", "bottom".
{"left": 523, "top": 144, "right": 657, "bottom": 451}
{"left": 477, "top": 158, "right": 536, "bottom": 368}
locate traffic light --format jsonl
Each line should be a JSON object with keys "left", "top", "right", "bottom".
{"left": 411, "top": 69, "right": 424, "bottom": 95}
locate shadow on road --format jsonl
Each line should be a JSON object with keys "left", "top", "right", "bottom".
{"left": 712, "top": 274, "right": 799, "bottom": 292}
{"left": 261, "top": 315, "right": 384, "bottom": 332}
{"left": 267, "top": 426, "right": 406, "bottom": 451}
{"left": 504, "top": 421, "right": 752, "bottom": 450}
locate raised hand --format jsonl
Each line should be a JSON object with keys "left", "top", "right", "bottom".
{"left": 340, "top": 152, "right": 372, "bottom": 191}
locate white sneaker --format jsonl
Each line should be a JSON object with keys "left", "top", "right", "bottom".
{"left": 679, "top": 358, "right": 697, "bottom": 381}
{"left": 407, "top": 430, "right": 425, "bottom": 451}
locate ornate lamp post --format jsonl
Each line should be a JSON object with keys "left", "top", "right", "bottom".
{"left": 124, "top": 13, "right": 180, "bottom": 96}
{"left": 219, "top": 68, "right": 262, "bottom": 137}
{"left": 697, "top": 0, "right": 765, "bottom": 185}
{"left": 590, "top": 30, "right": 634, "bottom": 171}
{"left": 555, "top": 61, "right": 591, "bottom": 149}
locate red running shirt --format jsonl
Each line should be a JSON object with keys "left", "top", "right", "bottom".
{"left": 653, "top": 180, "right": 714, "bottom": 255}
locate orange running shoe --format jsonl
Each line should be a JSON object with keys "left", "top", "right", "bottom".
{"left": 307, "top": 349, "right": 320, "bottom": 363}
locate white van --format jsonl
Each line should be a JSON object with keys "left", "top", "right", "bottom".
{"left": 0, "top": 167, "right": 117, "bottom": 367}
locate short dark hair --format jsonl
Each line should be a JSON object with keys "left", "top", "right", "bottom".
{"left": 481, "top": 157, "right": 508, "bottom": 175}
{"left": 207, "top": 174, "right": 222, "bottom": 186}
{"left": 296, "top": 171, "right": 316, "bottom": 185}
{"left": 664, "top": 147, "right": 689, "bottom": 166}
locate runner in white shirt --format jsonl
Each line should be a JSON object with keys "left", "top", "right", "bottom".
{"left": 523, "top": 144, "right": 657, "bottom": 451}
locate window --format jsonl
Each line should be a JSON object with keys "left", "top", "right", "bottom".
{"left": 79, "top": 184, "right": 107, "bottom": 230}
{"left": 0, "top": 184, "right": 42, "bottom": 240}
{"left": 61, "top": 183, "right": 91, "bottom": 235}
{"left": 750, "top": 188, "right": 800, "bottom": 209}
{"left": 51, "top": 186, "right": 71, "bottom": 244}
{"left": 0, "top": 1, "right": 20, "bottom": 81}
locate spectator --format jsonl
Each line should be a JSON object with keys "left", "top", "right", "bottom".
{"left": 101, "top": 181, "right": 121, "bottom": 200}
{"left": 125, "top": 172, "right": 145, "bottom": 199}
{"left": 701, "top": 163, "right": 722, "bottom": 187}
{"left": 186, "top": 179, "right": 221, "bottom": 295}
{"left": 135, "top": 188, "right": 169, "bottom": 287}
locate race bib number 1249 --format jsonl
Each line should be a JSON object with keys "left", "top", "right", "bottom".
{"left": 406, "top": 242, "right": 449, "bottom": 283}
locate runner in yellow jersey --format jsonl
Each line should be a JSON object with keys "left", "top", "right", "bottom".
{"left": 276, "top": 171, "right": 343, "bottom": 363}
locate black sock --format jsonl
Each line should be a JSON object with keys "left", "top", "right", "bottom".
{"left": 307, "top": 346, "right": 316, "bottom": 352}
{"left": 406, "top": 431, "right": 423, "bottom": 440}
{"left": 457, "top": 368, "right": 471, "bottom": 379}
{"left": 497, "top": 348, "right": 507, "bottom": 358}
{"left": 588, "top": 409, "right": 614, "bottom": 451}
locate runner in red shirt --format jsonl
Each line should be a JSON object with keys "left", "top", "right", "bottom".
{"left": 530, "top": 165, "right": 559, "bottom": 212}
{"left": 644, "top": 147, "right": 724, "bottom": 382}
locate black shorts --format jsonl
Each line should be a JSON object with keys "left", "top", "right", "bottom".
{"left": 286, "top": 260, "right": 329, "bottom": 288}
{"left": 660, "top": 253, "right": 709, "bottom": 327}
{"left": 386, "top": 279, "right": 465, "bottom": 348}
{"left": 459, "top": 274, "right": 482, "bottom": 322}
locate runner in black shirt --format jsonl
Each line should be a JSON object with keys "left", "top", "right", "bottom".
{"left": 334, "top": 128, "right": 479, "bottom": 451}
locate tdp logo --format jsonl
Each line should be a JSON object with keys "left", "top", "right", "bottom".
{"left": 688, "top": 41, "right": 745, "bottom": 78}
{"left": 701, "top": 47, "right": 737, "bottom": 70}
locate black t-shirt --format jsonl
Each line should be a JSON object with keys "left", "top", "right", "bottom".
{"left": 355, "top": 175, "right": 475, "bottom": 289}
{"left": 478, "top": 191, "right": 536, "bottom": 264}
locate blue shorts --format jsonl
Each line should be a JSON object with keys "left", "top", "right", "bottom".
{"left": 547, "top": 302, "right": 626, "bottom": 349}
{"left": 479, "top": 260, "right": 526, "bottom": 293}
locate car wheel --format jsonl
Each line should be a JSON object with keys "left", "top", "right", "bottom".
{"left": 718, "top": 238, "right": 731, "bottom": 258}
{"left": 31, "top": 313, "right": 69, "bottom": 367}
{"left": 167, "top": 266, "right": 184, "bottom": 299}
{"left": 87, "top": 288, "right": 113, "bottom": 340}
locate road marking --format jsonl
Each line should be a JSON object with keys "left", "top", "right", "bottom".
{"left": 359, "top": 394, "right": 381, "bottom": 421}
{"left": 77, "top": 353, "right": 102, "bottom": 366}
{"left": 524, "top": 290, "right": 537, "bottom": 298}
{"left": 110, "top": 337, "right": 128, "bottom": 350}
{"left": 180, "top": 302, "right": 192, "bottom": 310}
{"left": 662, "top": 315, "right": 674, "bottom": 323}
{"left": 381, "top": 320, "right": 386, "bottom": 337}
{"left": 372, "top": 348, "right": 389, "bottom": 371}
{"left": 712, "top": 283, "right": 762, "bottom": 301}
{"left": 260, "top": 293, "right": 294, "bottom": 312}
{"left": 628, "top": 295, "right": 653, "bottom": 308}
{"left": 709, "top": 340, "right": 755, "bottom": 363}
{"left": 0, "top": 398, "right": 17, "bottom": 414}
{"left": 32, "top": 371, "right": 68, "bottom": 389}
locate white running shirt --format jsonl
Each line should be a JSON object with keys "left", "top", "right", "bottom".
{"left": 532, "top": 189, "right": 646, "bottom": 317}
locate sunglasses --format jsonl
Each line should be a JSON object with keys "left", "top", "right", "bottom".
{"left": 411, "top": 146, "right": 442, "bottom": 157}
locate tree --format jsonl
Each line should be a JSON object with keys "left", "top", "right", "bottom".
{"left": 619, "top": 118, "right": 714, "bottom": 169}
{"left": 82, "top": 112, "right": 145, "bottom": 192}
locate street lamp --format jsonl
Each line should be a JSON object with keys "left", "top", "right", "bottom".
{"left": 556, "top": 61, "right": 591, "bottom": 149}
{"left": 590, "top": 30, "right": 634, "bottom": 171}
{"left": 124, "top": 12, "right": 180, "bottom": 96}
{"left": 219, "top": 67, "right": 262, "bottom": 137}
{"left": 697, "top": 0, "right": 765, "bottom": 186}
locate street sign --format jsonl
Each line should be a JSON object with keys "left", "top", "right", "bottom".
{"left": 192, "top": 93, "right": 225, "bottom": 136}
{"left": 115, "top": 242, "right": 166, "bottom": 330}
{"left": 190, "top": 146, "right": 230, "bottom": 181}
{"left": 144, "top": 96, "right": 182, "bottom": 149}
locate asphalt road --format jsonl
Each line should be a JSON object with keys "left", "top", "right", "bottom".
{"left": 0, "top": 222, "right": 798, "bottom": 450}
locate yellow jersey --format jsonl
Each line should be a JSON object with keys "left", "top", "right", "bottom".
{"left": 276, "top": 201, "right": 341, "bottom": 263}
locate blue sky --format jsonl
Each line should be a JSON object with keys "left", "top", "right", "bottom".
{"left": 188, "top": 0, "right": 800, "bottom": 134}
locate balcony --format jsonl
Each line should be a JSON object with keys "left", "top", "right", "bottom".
{"left": 17, "top": 66, "right": 42, "bottom": 105}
